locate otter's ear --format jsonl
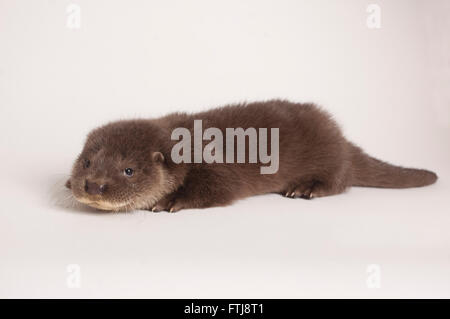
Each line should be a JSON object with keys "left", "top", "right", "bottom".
{"left": 152, "top": 152, "right": 165, "bottom": 163}
{"left": 65, "top": 179, "right": 71, "bottom": 189}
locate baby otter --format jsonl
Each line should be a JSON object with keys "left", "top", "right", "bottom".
{"left": 66, "top": 100, "right": 437, "bottom": 212}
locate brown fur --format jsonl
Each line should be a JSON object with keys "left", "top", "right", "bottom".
{"left": 67, "top": 100, "right": 437, "bottom": 212}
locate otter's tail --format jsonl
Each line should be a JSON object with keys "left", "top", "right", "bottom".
{"left": 349, "top": 143, "right": 437, "bottom": 188}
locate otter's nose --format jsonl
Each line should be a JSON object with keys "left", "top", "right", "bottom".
{"left": 84, "top": 180, "right": 107, "bottom": 195}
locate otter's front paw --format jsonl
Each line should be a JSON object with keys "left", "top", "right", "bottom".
{"left": 166, "top": 200, "right": 186, "bottom": 213}
{"left": 150, "top": 195, "right": 185, "bottom": 213}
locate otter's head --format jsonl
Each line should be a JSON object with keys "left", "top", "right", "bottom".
{"left": 66, "top": 120, "right": 173, "bottom": 211}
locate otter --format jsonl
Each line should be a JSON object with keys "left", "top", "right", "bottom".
{"left": 66, "top": 100, "right": 437, "bottom": 212}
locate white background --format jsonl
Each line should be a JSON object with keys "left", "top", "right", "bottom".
{"left": 0, "top": 0, "right": 449, "bottom": 298}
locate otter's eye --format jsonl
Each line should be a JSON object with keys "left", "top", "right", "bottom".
{"left": 124, "top": 168, "right": 134, "bottom": 176}
{"left": 83, "top": 159, "right": 90, "bottom": 169}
